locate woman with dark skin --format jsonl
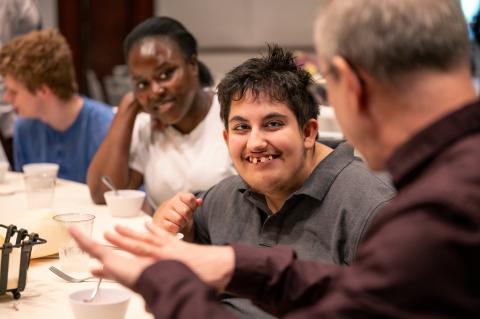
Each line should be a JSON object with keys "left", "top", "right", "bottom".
{"left": 87, "top": 17, "right": 235, "bottom": 210}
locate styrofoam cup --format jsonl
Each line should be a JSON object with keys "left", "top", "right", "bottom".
{"left": 104, "top": 190, "right": 145, "bottom": 218}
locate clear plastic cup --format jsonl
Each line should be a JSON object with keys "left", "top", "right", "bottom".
{"left": 24, "top": 173, "right": 56, "bottom": 209}
{"left": 52, "top": 213, "right": 95, "bottom": 273}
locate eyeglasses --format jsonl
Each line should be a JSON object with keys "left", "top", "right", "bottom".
{"left": 308, "top": 58, "right": 366, "bottom": 106}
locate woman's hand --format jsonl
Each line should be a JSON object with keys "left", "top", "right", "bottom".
{"left": 117, "top": 91, "right": 141, "bottom": 113}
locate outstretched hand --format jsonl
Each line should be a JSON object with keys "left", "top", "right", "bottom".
{"left": 69, "top": 222, "right": 234, "bottom": 291}
{"left": 69, "top": 226, "right": 155, "bottom": 287}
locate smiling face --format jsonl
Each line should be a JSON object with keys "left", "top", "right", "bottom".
{"left": 127, "top": 36, "right": 199, "bottom": 126}
{"left": 223, "top": 91, "right": 317, "bottom": 197}
{"left": 3, "top": 74, "right": 43, "bottom": 118}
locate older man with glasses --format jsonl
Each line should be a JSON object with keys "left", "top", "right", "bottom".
{"left": 71, "top": 1, "right": 480, "bottom": 318}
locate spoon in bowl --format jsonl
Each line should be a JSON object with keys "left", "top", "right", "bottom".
{"left": 83, "top": 278, "right": 102, "bottom": 303}
{"left": 101, "top": 175, "right": 118, "bottom": 196}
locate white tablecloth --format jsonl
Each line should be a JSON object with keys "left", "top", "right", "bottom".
{"left": 0, "top": 172, "right": 154, "bottom": 319}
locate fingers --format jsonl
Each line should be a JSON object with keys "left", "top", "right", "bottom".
{"left": 160, "top": 219, "right": 182, "bottom": 234}
{"left": 104, "top": 229, "right": 164, "bottom": 258}
{"left": 118, "top": 91, "right": 136, "bottom": 109}
{"left": 90, "top": 265, "right": 110, "bottom": 279}
{"left": 114, "top": 224, "right": 163, "bottom": 244}
{"left": 70, "top": 226, "right": 156, "bottom": 288}
{"left": 145, "top": 222, "right": 175, "bottom": 245}
{"left": 144, "top": 222, "right": 175, "bottom": 242}
{"left": 165, "top": 209, "right": 188, "bottom": 228}
{"left": 69, "top": 226, "right": 110, "bottom": 261}
{"left": 179, "top": 193, "right": 202, "bottom": 212}
{"left": 153, "top": 193, "right": 200, "bottom": 233}
{"left": 116, "top": 223, "right": 175, "bottom": 246}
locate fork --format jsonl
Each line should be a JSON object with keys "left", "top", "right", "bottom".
{"left": 49, "top": 266, "right": 95, "bottom": 283}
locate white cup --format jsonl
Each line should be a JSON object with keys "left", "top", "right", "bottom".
{"left": 104, "top": 190, "right": 145, "bottom": 217}
{"left": 22, "top": 163, "right": 59, "bottom": 178}
{"left": 52, "top": 213, "right": 95, "bottom": 273}
{"left": 24, "top": 173, "right": 56, "bottom": 209}
{"left": 0, "top": 161, "right": 8, "bottom": 183}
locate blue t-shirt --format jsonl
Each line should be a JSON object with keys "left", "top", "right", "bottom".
{"left": 13, "top": 97, "right": 114, "bottom": 183}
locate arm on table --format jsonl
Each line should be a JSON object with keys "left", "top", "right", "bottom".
{"left": 87, "top": 92, "right": 143, "bottom": 204}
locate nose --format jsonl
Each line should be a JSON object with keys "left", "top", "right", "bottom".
{"left": 246, "top": 128, "right": 268, "bottom": 151}
{"left": 150, "top": 80, "right": 166, "bottom": 95}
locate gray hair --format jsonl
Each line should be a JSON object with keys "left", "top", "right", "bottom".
{"left": 315, "top": 0, "right": 470, "bottom": 85}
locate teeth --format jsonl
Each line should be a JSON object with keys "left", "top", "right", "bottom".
{"left": 248, "top": 155, "right": 275, "bottom": 164}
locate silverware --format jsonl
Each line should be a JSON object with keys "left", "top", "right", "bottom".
{"left": 49, "top": 266, "right": 95, "bottom": 283}
{"left": 101, "top": 175, "right": 118, "bottom": 195}
{"left": 83, "top": 278, "right": 102, "bottom": 303}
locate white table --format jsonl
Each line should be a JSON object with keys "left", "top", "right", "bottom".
{"left": 0, "top": 172, "right": 154, "bottom": 318}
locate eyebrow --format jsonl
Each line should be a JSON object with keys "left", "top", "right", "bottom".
{"left": 228, "top": 112, "right": 289, "bottom": 124}
{"left": 131, "top": 62, "right": 171, "bottom": 81}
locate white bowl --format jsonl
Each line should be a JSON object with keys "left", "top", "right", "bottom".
{"left": 0, "top": 161, "right": 8, "bottom": 182}
{"left": 22, "top": 163, "right": 59, "bottom": 177}
{"left": 104, "top": 190, "right": 146, "bottom": 217}
{"left": 69, "top": 287, "right": 131, "bottom": 319}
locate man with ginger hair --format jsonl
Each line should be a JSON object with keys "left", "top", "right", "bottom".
{"left": 0, "top": 29, "right": 113, "bottom": 183}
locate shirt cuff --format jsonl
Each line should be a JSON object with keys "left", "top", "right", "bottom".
{"left": 226, "top": 243, "right": 296, "bottom": 298}
{"left": 133, "top": 260, "right": 197, "bottom": 305}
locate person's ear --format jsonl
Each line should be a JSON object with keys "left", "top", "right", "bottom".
{"left": 303, "top": 118, "right": 319, "bottom": 149}
{"left": 35, "top": 84, "right": 52, "bottom": 98}
{"left": 223, "top": 129, "right": 229, "bottom": 147}
{"left": 330, "top": 56, "right": 368, "bottom": 114}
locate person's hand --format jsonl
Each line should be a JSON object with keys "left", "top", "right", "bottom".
{"left": 69, "top": 227, "right": 156, "bottom": 288}
{"left": 106, "top": 222, "right": 235, "bottom": 291}
{"left": 152, "top": 192, "right": 202, "bottom": 236}
{"left": 117, "top": 91, "right": 141, "bottom": 113}
{"left": 69, "top": 222, "right": 235, "bottom": 292}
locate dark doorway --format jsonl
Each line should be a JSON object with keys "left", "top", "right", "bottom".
{"left": 57, "top": 0, "right": 153, "bottom": 103}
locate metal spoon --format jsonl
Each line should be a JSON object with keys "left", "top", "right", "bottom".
{"left": 101, "top": 175, "right": 118, "bottom": 196}
{"left": 83, "top": 278, "right": 103, "bottom": 303}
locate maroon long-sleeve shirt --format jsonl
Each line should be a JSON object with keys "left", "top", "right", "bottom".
{"left": 134, "top": 99, "right": 480, "bottom": 318}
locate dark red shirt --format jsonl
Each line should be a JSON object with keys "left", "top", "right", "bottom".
{"left": 135, "top": 100, "right": 480, "bottom": 318}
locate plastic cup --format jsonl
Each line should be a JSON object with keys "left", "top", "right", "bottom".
{"left": 24, "top": 173, "right": 56, "bottom": 209}
{"left": 52, "top": 213, "right": 95, "bottom": 273}
{"left": 22, "top": 163, "right": 59, "bottom": 177}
